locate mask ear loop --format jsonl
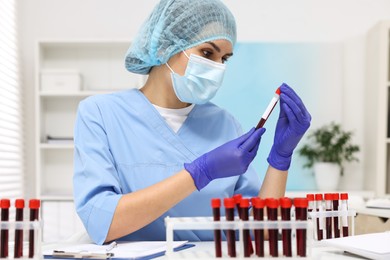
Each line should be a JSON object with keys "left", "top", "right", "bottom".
{"left": 166, "top": 50, "right": 190, "bottom": 73}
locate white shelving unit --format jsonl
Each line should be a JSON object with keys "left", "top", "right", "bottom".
{"left": 35, "top": 40, "right": 146, "bottom": 242}
{"left": 365, "top": 21, "right": 390, "bottom": 196}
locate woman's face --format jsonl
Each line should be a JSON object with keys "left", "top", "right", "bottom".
{"left": 169, "top": 39, "right": 233, "bottom": 76}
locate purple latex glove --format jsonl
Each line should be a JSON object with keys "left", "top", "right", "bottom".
{"left": 185, "top": 127, "right": 266, "bottom": 190}
{"left": 267, "top": 83, "right": 311, "bottom": 171}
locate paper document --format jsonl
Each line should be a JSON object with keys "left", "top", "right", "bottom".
{"left": 44, "top": 240, "right": 189, "bottom": 259}
{"left": 320, "top": 232, "right": 390, "bottom": 260}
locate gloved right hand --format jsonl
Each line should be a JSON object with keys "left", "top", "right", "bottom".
{"left": 185, "top": 127, "right": 266, "bottom": 190}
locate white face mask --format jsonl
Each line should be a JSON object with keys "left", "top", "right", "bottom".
{"left": 166, "top": 51, "right": 226, "bottom": 104}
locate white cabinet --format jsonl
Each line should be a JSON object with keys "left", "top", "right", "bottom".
{"left": 35, "top": 40, "right": 146, "bottom": 241}
{"left": 365, "top": 21, "right": 390, "bottom": 196}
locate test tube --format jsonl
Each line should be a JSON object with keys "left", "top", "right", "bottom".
{"left": 256, "top": 87, "right": 281, "bottom": 129}
{"left": 223, "top": 198, "right": 236, "bottom": 257}
{"left": 14, "top": 199, "right": 25, "bottom": 258}
{"left": 251, "top": 197, "right": 265, "bottom": 257}
{"left": 240, "top": 198, "right": 251, "bottom": 257}
{"left": 1, "top": 199, "right": 10, "bottom": 258}
{"left": 315, "top": 194, "right": 324, "bottom": 241}
{"left": 340, "top": 193, "right": 349, "bottom": 237}
{"left": 279, "top": 197, "right": 292, "bottom": 257}
{"left": 265, "top": 198, "right": 279, "bottom": 257}
{"left": 294, "top": 198, "right": 308, "bottom": 257}
{"left": 306, "top": 194, "right": 315, "bottom": 213}
{"left": 211, "top": 198, "right": 222, "bottom": 258}
{"left": 233, "top": 194, "right": 242, "bottom": 218}
{"left": 332, "top": 193, "right": 340, "bottom": 238}
{"left": 324, "top": 193, "right": 333, "bottom": 239}
{"left": 29, "top": 199, "right": 40, "bottom": 258}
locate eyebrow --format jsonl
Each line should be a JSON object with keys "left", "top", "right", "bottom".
{"left": 205, "top": 41, "right": 233, "bottom": 57}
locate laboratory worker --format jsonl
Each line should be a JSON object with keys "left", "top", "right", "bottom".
{"left": 73, "top": 0, "right": 311, "bottom": 245}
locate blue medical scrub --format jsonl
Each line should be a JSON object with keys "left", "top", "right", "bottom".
{"left": 73, "top": 89, "right": 261, "bottom": 244}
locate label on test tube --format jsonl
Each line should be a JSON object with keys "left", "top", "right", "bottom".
{"left": 315, "top": 194, "right": 324, "bottom": 241}
{"left": 256, "top": 87, "right": 281, "bottom": 129}
{"left": 324, "top": 193, "right": 333, "bottom": 239}
{"left": 340, "top": 193, "right": 349, "bottom": 237}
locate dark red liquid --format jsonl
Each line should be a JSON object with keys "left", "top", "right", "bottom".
{"left": 253, "top": 207, "right": 264, "bottom": 257}
{"left": 296, "top": 207, "right": 307, "bottom": 257}
{"left": 14, "top": 208, "right": 24, "bottom": 258}
{"left": 326, "top": 209, "right": 332, "bottom": 239}
{"left": 29, "top": 209, "right": 39, "bottom": 258}
{"left": 256, "top": 118, "right": 266, "bottom": 129}
{"left": 267, "top": 207, "right": 278, "bottom": 257}
{"left": 225, "top": 208, "right": 236, "bottom": 257}
{"left": 213, "top": 208, "right": 222, "bottom": 258}
{"left": 333, "top": 200, "right": 340, "bottom": 238}
{"left": 316, "top": 209, "right": 323, "bottom": 241}
{"left": 1, "top": 208, "right": 9, "bottom": 258}
{"left": 240, "top": 206, "right": 252, "bottom": 257}
{"left": 343, "top": 226, "right": 349, "bottom": 237}
{"left": 281, "top": 208, "right": 292, "bottom": 257}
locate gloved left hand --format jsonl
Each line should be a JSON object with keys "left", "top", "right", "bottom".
{"left": 267, "top": 83, "right": 311, "bottom": 171}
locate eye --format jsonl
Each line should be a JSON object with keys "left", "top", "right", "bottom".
{"left": 202, "top": 49, "right": 213, "bottom": 58}
{"left": 222, "top": 57, "right": 229, "bottom": 64}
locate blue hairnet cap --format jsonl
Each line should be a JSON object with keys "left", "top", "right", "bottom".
{"left": 125, "top": 0, "right": 237, "bottom": 75}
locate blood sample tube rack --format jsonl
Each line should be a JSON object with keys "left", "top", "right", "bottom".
{"left": 165, "top": 216, "right": 313, "bottom": 259}
{"left": 0, "top": 221, "right": 42, "bottom": 259}
{"left": 308, "top": 209, "right": 356, "bottom": 242}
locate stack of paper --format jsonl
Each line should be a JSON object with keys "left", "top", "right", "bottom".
{"left": 44, "top": 240, "right": 190, "bottom": 259}
{"left": 320, "top": 232, "right": 390, "bottom": 260}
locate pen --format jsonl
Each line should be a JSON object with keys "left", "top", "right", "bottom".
{"left": 256, "top": 87, "right": 281, "bottom": 129}
{"left": 105, "top": 241, "right": 117, "bottom": 252}
{"left": 53, "top": 250, "right": 114, "bottom": 259}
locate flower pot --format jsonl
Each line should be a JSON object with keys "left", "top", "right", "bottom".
{"left": 314, "top": 162, "right": 341, "bottom": 191}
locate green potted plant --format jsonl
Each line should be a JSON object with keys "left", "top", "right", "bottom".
{"left": 298, "top": 122, "right": 360, "bottom": 190}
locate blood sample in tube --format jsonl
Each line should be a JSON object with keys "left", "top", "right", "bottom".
{"left": 224, "top": 198, "right": 236, "bottom": 257}
{"left": 14, "top": 199, "right": 25, "bottom": 258}
{"left": 1, "top": 199, "right": 10, "bottom": 258}
{"left": 251, "top": 197, "right": 265, "bottom": 257}
{"left": 294, "top": 198, "right": 308, "bottom": 257}
{"left": 324, "top": 193, "right": 333, "bottom": 239}
{"left": 332, "top": 193, "right": 340, "bottom": 238}
{"left": 306, "top": 194, "right": 315, "bottom": 213}
{"left": 340, "top": 193, "right": 349, "bottom": 237}
{"left": 266, "top": 198, "right": 279, "bottom": 257}
{"left": 280, "top": 197, "right": 292, "bottom": 257}
{"left": 239, "top": 199, "right": 251, "bottom": 257}
{"left": 29, "top": 199, "right": 40, "bottom": 258}
{"left": 211, "top": 198, "right": 222, "bottom": 258}
{"left": 315, "top": 194, "right": 324, "bottom": 241}
{"left": 256, "top": 87, "right": 281, "bottom": 129}
{"left": 233, "top": 194, "right": 242, "bottom": 218}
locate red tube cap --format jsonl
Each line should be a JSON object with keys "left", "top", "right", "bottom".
{"left": 211, "top": 198, "right": 221, "bottom": 208}
{"left": 294, "top": 198, "right": 308, "bottom": 208}
{"left": 1, "top": 199, "right": 10, "bottom": 208}
{"left": 332, "top": 193, "right": 340, "bottom": 200}
{"left": 251, "top": 197, "right": 265, "bottom": 208}
{"left": 265, "top": 198, "right": 279, "bottom": 209}
{"left": 324, "top": 193, "right": 333, "bottom": 200}
{"left": 340, "top": 193, "right": 348, "bottom": 200}
{"left": 315, "top": 194, "right": 323, "bottom": 201}
{"left": 306, "top": 194, "right": 314, "bottom": 201}
{"left": 224, "top": 198, "right": 235, "bottom": 209}
{"left": 15, "top": 199, "right": 25, "bottom": 209}
{"left": 240, "top": 198, "right": 250, "bottom": 208}
{"left": 276, "top": 87, "right": 281, "bottom": 95}
{"left": 233, "top": 194, "right": 242, "bottom": 204}
{"left": 279, "top": 197, "right": 292, "bottom": 208}
{"left": 29, "top": 199, "right": 41, "bottom": 209}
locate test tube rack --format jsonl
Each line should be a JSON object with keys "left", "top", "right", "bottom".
{"left": 308, "top": 209, "right": 356, "bottom": 242}
{"left": 165, "top": 216, "right": 313, "bottom": 259}
{"left": 0, "top": 221, "right": 42, "bottom": 259}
